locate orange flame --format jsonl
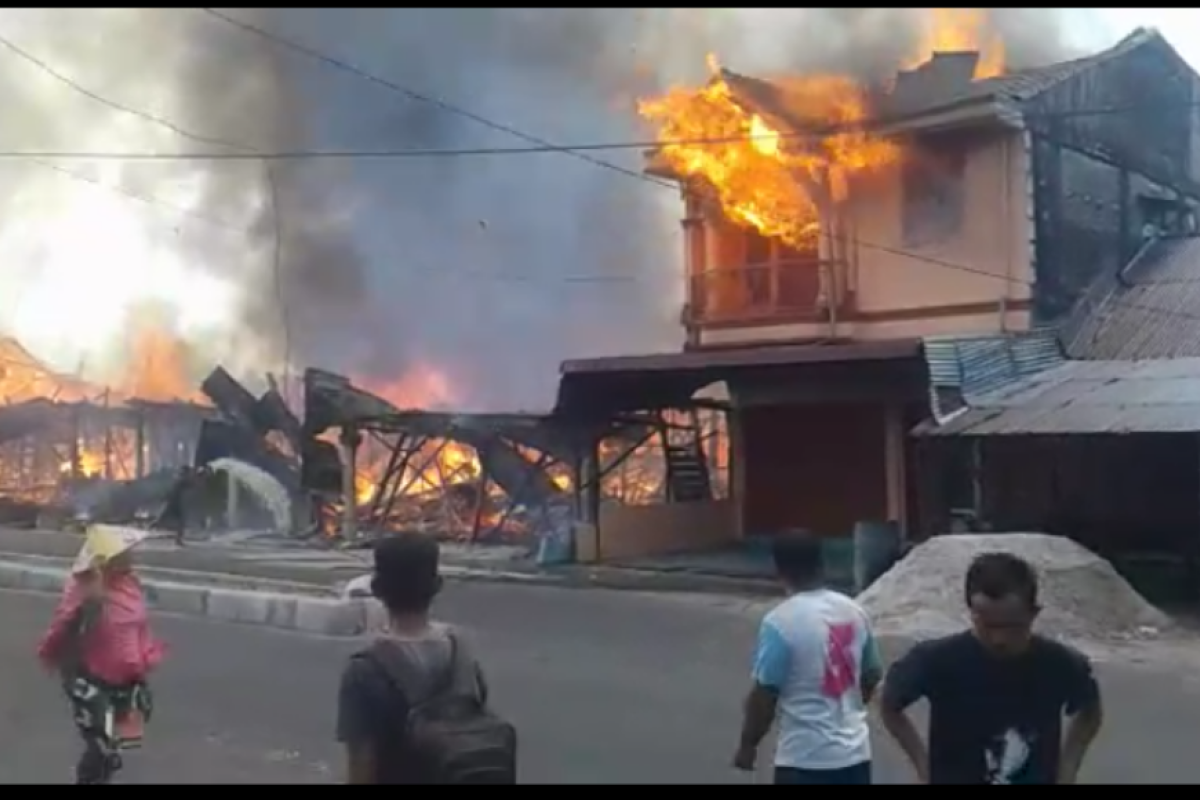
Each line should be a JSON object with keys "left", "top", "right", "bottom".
{"left": 907, "top": 9, "right": 1005, "bottom": 80}
{"left": 637, "top": 56, "right": 897, "bottom": 249}
{"left": 114, "top": 326, "right": 207, "bottom": 404}
{"left": 636, "top": 9, "right": 1008, "bottom": 249}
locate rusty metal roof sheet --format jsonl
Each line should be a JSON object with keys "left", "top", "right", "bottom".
{"left": 922, "top": 329, "right": 1065, "bottom": 422}
{"left": 1065, "top": 236, "right": 1200, "bottom": 360}
{"left": 916, "top": 357, "right": 1200, "bottom": 436}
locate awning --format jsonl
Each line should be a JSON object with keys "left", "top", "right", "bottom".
{"left": 914, "top": 357, "right": 1200, "bottom": 437}
{"left": 555, "top": 339, "right": 922, "bottom": 418}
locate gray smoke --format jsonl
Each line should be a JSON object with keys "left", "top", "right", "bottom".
{"left": 0, "top": 9, "right": 1113, "bottom": 410}
{"left": 702, "top": 9, "right": 1101, "bottom": 83}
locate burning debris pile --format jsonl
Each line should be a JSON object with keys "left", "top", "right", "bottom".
{"left": 300, "top": 368, "right": 579, "bottom": 545}
{"left": 0, "top": 330, "right": 729, "bottom": 550}
{"left": 0, "top": 336, "right": 209, "bottom": 527}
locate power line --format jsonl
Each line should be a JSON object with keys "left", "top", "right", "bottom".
{"left": 0, "top": 34, "right": 251, "bottom": 153}
{"left": 9, "top": 16, "right": 1200, "bottom": 336}
{"left": 5, "top": 14, "right": 1197, "bottom": 165}
{"left": 4, "top": 101, "right": 1200, "bottom": 161}
{"left": 186, "top": 10, "right": 1150, "bottom": 304}
{"left": 0, "top": 29, "right": 297, "bottom": 372}
{"left": 26, "top": 157, "right": 247, "bottom": 231}
{"left": 198, "top": 7, "right": 678, "bottom": 191}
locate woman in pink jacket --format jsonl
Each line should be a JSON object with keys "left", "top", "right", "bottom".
{"left": 38, "top": 528, "right": 166, "bottom": 784}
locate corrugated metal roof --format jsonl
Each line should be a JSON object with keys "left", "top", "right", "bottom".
{"left": 1065, "top": 236, "right": 1200, "bottom": 360}
{"left": 925, "top": 329, "right": 1063, "bottom": 398}
{"left": 916, "top": 357, "right": 1200, "bottom": 436}
{"left": 922, "top": 329, "right": 1065, "bottom": 421}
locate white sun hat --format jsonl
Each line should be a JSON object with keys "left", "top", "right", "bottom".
{"left": 72, "top": 524, "right": 149, "bottom": 574}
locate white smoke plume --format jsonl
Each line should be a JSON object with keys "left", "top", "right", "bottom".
{"left": 0, "top": 9, "right": 1112, "bottom": 411}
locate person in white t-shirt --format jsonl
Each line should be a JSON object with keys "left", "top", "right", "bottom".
{"left": 733, "top": 530, "right": 882, "bottom": 785}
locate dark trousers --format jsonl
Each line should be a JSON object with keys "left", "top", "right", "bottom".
{"left": 774, "top": 761, "right": 872, "bottom": 785}
{"left": 75, "top": 740, "right": 121, "bottom": 785}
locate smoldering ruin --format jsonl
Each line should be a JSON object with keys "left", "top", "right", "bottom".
{"left": 0, "top": 332, "right": 730, "bottom": 558}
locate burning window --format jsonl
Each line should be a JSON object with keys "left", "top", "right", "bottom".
{"left": 901, "top": 137, "right": 967, "bottom": 246}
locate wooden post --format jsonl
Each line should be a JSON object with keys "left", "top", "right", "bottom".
{"left": 134, "top": 408, "right": 145, "bottom": 479}
{"left": 102, "top": 391, "right": 113, "bottom": 480}
{"left": 69, "top": 405, "right": 81, "bottom": 480}
{"left": 340, "top": 425, "right": 362, "bottom": 540}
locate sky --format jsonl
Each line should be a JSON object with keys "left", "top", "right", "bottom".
{"left": 1102, "top": 9, "right": 1200, "bottom": 64}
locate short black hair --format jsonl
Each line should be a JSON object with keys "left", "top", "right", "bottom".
{"left": 772, "top": 530, "right": 824, "bottom": 585}
{"left": 371, "top": 532, "right": 441, "bottom": 613}
{"left": 964, "top": 551, "right": 1039, "bottom": 608}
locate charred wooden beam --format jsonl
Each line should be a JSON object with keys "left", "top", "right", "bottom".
{"left": 303, "top": 367, "right": 400, "bottom": 435}
{"left": 0, "top": 400, "right": 58, "bottom": 445}
{"left": 469, "top": 434, "right": 562, "bottom": 505}
{"left": 201, "top": 367, "right": 261, "bottom": 432}
{"left": 255, "top": 387, "right": 302, "bottom": 450}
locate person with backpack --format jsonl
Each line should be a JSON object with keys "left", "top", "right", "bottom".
{"left": 336, "top": 532, "right": 517, "bottom": 784}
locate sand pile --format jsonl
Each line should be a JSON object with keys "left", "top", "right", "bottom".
{"left": 857, "top": 533, "right": 1171, "bottom": 643}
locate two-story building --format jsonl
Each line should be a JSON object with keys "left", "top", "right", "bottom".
{"left": 556, "top": 27, "right": 1200, "bottom": 564}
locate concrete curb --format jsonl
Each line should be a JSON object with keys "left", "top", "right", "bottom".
{"left": 0, "top": 560, "right": 387, "bottom": 638}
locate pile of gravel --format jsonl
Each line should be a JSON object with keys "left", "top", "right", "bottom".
{"left": 857, "top": 533, "right": 1171, "bottom": 644}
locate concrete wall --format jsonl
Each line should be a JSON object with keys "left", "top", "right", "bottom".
{"left": 697, "top": 129, "right": 1035, "bottom": 347}
{"left": 583, "top": 499, "right": 737, "bottom": 562}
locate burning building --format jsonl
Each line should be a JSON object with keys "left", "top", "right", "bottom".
{"left": 0, "top": 335, "right": 210, "bottom": 527}
{"left": 556, "top": 12, "right": 1200, "bottom": 571}
{"left": 0, "top": 310, "right": 709, "bottom": 554}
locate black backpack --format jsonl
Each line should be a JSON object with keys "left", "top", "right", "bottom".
{"left": 366, "top": 633, "right": 517, "bottom": 784}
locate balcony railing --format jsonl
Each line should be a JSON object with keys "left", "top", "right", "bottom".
{"left": 688, "top": 258, "right": 827, "bottom": 325}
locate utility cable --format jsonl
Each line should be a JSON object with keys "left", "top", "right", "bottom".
{"left": 5, "top": 19, "right": 1200, "bottom": 336}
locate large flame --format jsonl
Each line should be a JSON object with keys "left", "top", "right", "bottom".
{"left": 907, "top": 8, "right": 1006, "bottom": 79}
{"left": 638, "top": 56, "right": 895, "bottom": 249}
{"left": 636, "top": 8, "right": 1006, "bottom": 248}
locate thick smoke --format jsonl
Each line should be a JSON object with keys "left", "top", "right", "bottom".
{"left": 0, "top": 9, "right": 1112, "bottom": 410}
{"left": 709, "top": 9, "right": 1102, "bottom": 82}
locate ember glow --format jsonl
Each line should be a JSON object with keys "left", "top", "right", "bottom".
{"left": 636, "top": 8, "right": 1008, "bottom": 248}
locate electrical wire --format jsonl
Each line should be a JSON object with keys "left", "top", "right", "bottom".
{"left": 4, "top": 15, "right": 1200, "bottom": 337}
{"left": 2, "top": 11, "right": 1194, "bottom": 162}
{"left": 0, "top": 28, "right": 294, "bottom": 383}
{"left": 198, "top": 7, "right": 677, "bottom": 191}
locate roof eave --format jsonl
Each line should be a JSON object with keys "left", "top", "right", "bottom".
{"left": 875, "top": 97, "right": 1025, "bottom": 136}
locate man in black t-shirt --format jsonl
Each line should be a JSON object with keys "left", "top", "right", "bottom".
{"left": 880, "top": 551, "right": 1103, "bottom": 785}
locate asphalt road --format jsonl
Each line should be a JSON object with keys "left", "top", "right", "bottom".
{"left": 3, "top": 582, "right": 1200, "bottom": 784}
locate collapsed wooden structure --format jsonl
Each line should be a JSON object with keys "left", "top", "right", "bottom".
{"left": 0, "top": 346, "right": 731, "bottom": 555}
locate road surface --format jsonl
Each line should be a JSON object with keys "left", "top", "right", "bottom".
{"left": 3, "top": 582, "right": 1200, "bottom": 783}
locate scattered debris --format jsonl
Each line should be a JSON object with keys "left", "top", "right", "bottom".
{"left": 858, "top": 533, "right": 1173, "bottom": 644}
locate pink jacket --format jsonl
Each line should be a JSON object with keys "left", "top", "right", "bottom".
{"left": 38, "top": 574, "right": 166, "bottom": 685}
